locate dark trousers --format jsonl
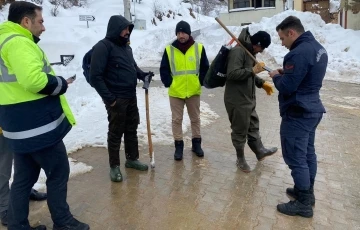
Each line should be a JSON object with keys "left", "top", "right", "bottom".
{"left": 0, "top": 134, "right": 12, "bottom": 213}
{"left": 106, "top": 97, "right": 140, "bottom": 167}
{"left": 7, "top": 141, "right": 73, "bottom": 230}
{"left": 280, "top": 114, "right": 323, "bottom": 191}
{"left": 225, "top": 103, "right": 261, "bottom": 150}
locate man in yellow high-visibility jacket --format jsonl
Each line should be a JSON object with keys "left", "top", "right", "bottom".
{"left": 0, "top": 2, "right": 88, "bottom": 230}
{"left": 160, "top": 20, "right": 209, "bottom": 161}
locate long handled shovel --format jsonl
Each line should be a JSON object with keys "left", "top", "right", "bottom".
{"left": 143, "top": 73, "right": 155, "bottom": 168}
{"left": 215, "top": 17, "right": 273, "bottom": 72}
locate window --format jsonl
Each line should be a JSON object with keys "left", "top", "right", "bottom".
{"left": 264, "top": 0, "right": 275, "bottom": 7}
{"left": 233, "top": 0, "right": 250, "bottom": 8}
{"left": 233, "top": 0, "right": 275, "bottom": 8}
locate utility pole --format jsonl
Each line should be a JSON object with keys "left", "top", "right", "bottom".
{"left": 123, "top": 0, "right": 131, "bottom": 21}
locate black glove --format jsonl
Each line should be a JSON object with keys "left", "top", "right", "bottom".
{"left": 142, "top": 71, "right": 154, "bottom": 90}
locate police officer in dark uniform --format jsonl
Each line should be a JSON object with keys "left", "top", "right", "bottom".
{"left": 269, "top": 16, "right": 328, "bottom": 218}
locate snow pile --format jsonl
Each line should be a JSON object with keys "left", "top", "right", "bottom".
{"left": 194, "top": 10, "right": 360, "bottom": 84}
{"left": 330, "top": 0, "right": 341, "bottom": 13}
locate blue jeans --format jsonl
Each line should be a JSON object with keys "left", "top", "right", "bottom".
{"left": 280, "top": 114, "right": 322, "bottom": 190}
{"left": 7, "top": 141, "right": 73, "bottom": 230}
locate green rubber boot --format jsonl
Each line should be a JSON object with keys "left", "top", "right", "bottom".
{"left": 125, "top": 160, "right": 149, "bottom": 171}
{"left": 110, "top": 166, "right": 123, "bottom": 182}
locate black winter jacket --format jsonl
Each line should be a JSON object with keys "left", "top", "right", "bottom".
{"left": 90, "top": 15, "right": 145, "bottom": 105}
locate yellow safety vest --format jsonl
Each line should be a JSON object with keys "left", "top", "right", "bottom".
{"left": 165, "top": 42, "right": 203, "bottom": 99}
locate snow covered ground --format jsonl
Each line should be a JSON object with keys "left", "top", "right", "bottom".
{"left": 1, "top": 0, "right": 359, "bottom": 189}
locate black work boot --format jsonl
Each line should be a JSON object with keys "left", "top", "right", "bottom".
{"left": 248, "top": 140, "right": 277, "bottom": 161}
{"left": 277, "top": 190, "right": 313, "bottom": 218}
{"left": 31, "top": 226, "right": 47, "bottom": 230}
{"left": 31, "top": 225, "right": 47, "bottom": 230}
{"left": 191, "top": 138, "right": 204, "bottom": 157}
{"left": 53, "top": 218, "right": 89, "bottom": 230}
{"left": 286, "top": 185, "right": 315, "bottom": 206}
{"left": 174, "top": 140, "right": 184, "bottom": 161}
{"left": 236, "top": 148, "right": 251, "bottom": 173}
{"left": 30, "top": 189, "right": 47, "bottom": 201}
{"left": 0, "top": 210, "right": 7, "bottom": 226}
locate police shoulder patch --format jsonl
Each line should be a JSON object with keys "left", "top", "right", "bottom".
{"left": 284, "top": 61, "right": 295, "bottom": 74}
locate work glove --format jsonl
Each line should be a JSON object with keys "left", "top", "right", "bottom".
{"left": 253, "top": 62, "right": 265, "bottom": 74}
{"left": 262, "top": 82, "right": 274, "bottom": 96}
{"left": 142, "top": 71, "right": 154, "bottom": 90}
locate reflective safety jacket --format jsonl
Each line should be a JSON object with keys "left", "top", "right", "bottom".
{"left": 0, "top": 21, "right": 75, "bottom": 154}
{"left": 165, "top": 42, "right": 203, "bottom": 99}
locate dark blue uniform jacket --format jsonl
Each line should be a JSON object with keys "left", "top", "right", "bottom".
{"left": 273, "top": 31, "right": 328, "bottom": 117}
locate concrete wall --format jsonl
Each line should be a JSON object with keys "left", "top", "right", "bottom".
{"left": 219, "top": 0, "right": 283, "bottom": 26}
{"left": 294, "top": 0, "right": 303, "bottom": 11}
{"left": 347, "top": 12, "right": 360, "bottom": 30}
{"left": 340, "top": 7, "right": 360, "bottom": 30}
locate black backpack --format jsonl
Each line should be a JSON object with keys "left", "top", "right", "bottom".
{"left": 82, "top": 39, "right": 113, "bottom": 87}
{"left": 203, "top": 44, "right": 232, "bottom": 89}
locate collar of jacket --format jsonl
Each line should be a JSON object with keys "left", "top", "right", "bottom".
{"left": 290, "top": 31, "right": 314, "bottom": 50}
{"left": 33, "top": 35, "right": 40, "bottom": 44}
{"left": 171, "top": 36, "right": 195, "bottom": 54}
{"left": 107, "top": 36, "right": 129, "bottom": 46}
{"left": 0, "top": 21, "right": 34, "bottom": 42}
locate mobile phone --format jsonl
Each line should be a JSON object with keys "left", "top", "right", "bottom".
{"left": 67, "top": 74, "right": 76, "bottom": 82}
{"left": 263, "top": 66, "right": 273, "bottom": 72}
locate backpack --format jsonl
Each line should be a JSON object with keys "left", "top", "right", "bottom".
{"left": 203, "top": 44, "right": 232, "bottom": 89}
{"left": 82, "top": 39, "right": 113, "bottom": 87}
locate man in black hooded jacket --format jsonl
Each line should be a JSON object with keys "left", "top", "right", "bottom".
{"left": 90, "top": 15, "right": 151, "bottom": 182}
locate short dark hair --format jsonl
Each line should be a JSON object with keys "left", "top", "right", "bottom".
{"left": 8, "top": 1, "right": 43, "bottom": 24}
{"left": 276, "top": 16, "right": 305, "bottom": 34}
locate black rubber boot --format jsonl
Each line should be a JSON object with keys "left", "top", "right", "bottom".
{"left": 30, "top": 189, "right": 47, "bottom": 201}
{"left": 248, "top": 139, "right": 277, "bottom": 161}
{"left": 125, "top": 160, "right": 149, "bottom": 171}
{"left": 236, "top": 148, "right": 251, "bottom": 173}
{"left": 191, "top": 138, "right": 204, "bottom": 157}
{"left": 31, "top": 225, "right": 47, "bottom": 230}
{"left": 174, "top": 140, "right": 184, "bottom": 161}
{"left": 277, "top": 190, "right": 314, "bottom": 218}
{"left": 109, "top": 165, "right": 123, "bottom": 182}
{"left": 0, "top": 210, "right": 7, "bottom": 226}
{"left": 286, "top": 185, "right": 315, "bottom": 206}
{"left": 53, "top": 218, "right": 89, "bottom": 230}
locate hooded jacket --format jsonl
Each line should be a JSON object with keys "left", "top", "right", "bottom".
{"left": 90, "top": 15, "right": 145, "bottom": 105}
{"left": 224, "top": 27, "right": 265, "bottom": 106}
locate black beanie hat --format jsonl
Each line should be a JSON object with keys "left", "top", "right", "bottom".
{"left": 250, "top": 31, "right": 271, "bottom": 49}
{"left": 175, "top": 20, "right": 191, "bottom": 36}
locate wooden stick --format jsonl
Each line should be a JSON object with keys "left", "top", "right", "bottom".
{"left": 215, "top": 17, "right": 258, "bottom": 64}
{"left": 145, "top": 89, "right": 155, "bottom": 168}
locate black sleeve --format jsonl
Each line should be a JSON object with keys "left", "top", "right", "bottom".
{"left": 159, "top": 50, "right": 172, "bottom": 88}
{"left": 199, "top": 47, "right": 210, "bottom": 86}
{"left": 135, "top": 63, "right": 145, "bottom": 81}
{"left": 89, "top": 42, "right": 116, "bottom": 105}
{"left": 37, "top": 74, "right": 67, "bottom": 96}
{"left": 255, "top": 75, "right": 265, "bottom": 88}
